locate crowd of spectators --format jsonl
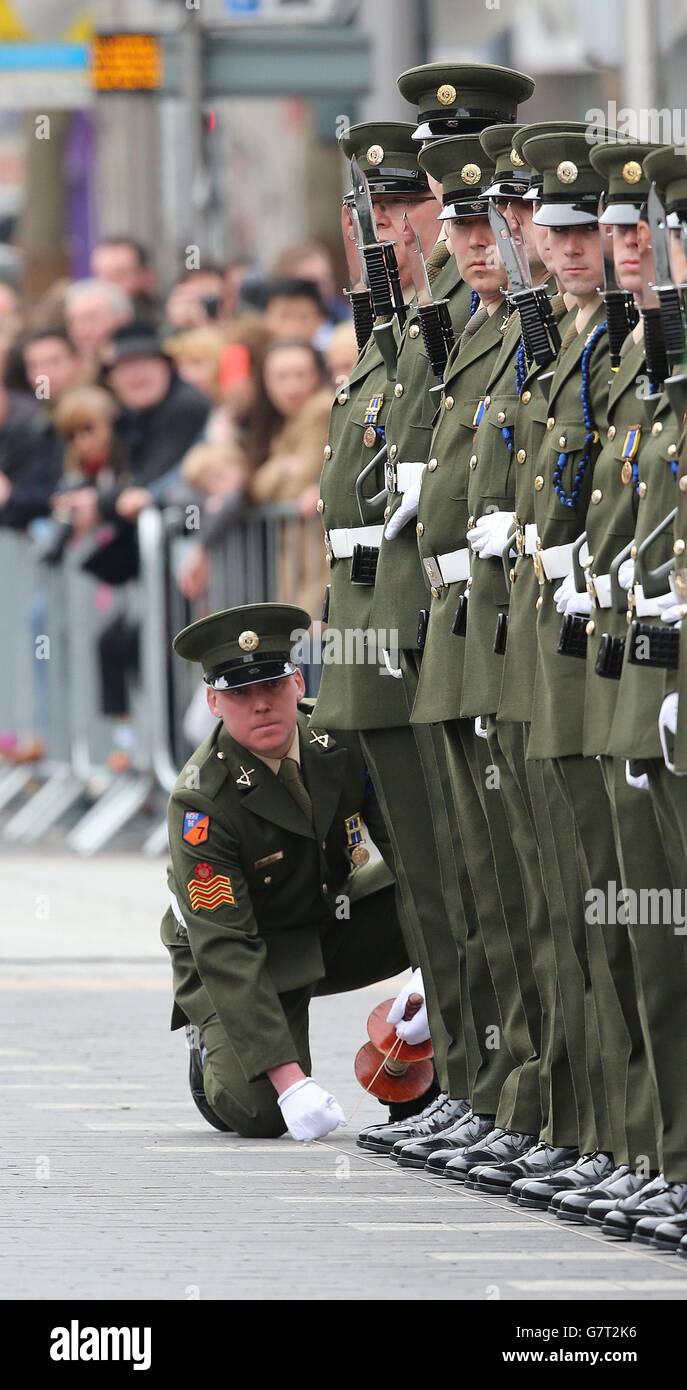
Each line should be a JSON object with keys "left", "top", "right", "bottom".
{"left": 0, "top": 235, "right": 358, "bottom": 762}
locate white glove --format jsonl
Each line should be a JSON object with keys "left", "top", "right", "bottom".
{"left": 466, "top": 510, "right": 516, "bottom": 560}
{"left": 553, "top": 571, "right": 576, "bottom": 614}
{"left": 386, "top": 967, "right": 431, "bottom": 1044}
{"left": 625, "top": 760, "right": 649, "bottom": 791}
{"left": 277, "top": 1078, "right": 346, "bottom": 1142}
{"left": 382, "top": 648, "right": 403, "bottom": 679}
{"left": 618, "top": 558, "right": 635, "bottom": 591}
{"left": 655, "top": 590, "right": 685, "bottom": 627}
{"left": 658, "top": 692, "right": 683, "bottom": 775}
{"left": 565, "top": 588, "right": 592, "bottom": 617}
{"left": 384, "top": 475, "right": 424, "bottom": 539}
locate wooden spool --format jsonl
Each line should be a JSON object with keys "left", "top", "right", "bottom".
{"left": 354, "top": 992, "right": 434, "bottom": 1102}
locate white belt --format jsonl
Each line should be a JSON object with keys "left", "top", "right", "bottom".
{"left": 327, "top": 525, "right": 384, "bottom": 559}
{"left": 524, "top": 523, "right": 539, "bottom": 556}
{"left": 634, "top": 583, "right": 670, "bottom": 618}
{"left": 423, "top": 547, "right": 471, "bottom": 590}
{"left": 386, "top": 460, "right": 425, "bottom": 494}
{"left": 540, "top": 542, "right": 576, "bottom": 582}
{"left": 589, "top": 573, "right": 612, "bottom": 608}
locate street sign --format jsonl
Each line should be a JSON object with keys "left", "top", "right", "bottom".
{"left": 91, "top": 32, "right": 162, "bottom": 92}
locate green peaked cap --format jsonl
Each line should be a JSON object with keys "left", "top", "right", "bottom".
{"left": 523, "top": 126, "right": 617, "bottom": 226}
{"left": 339, "top": 121, "right": 429, "bottom": 195}
{"left": 480, "top": 123, "right": 532, "bottom": 197}
{"left": 174, "top": 603, "right": 312, "bottom": 691}
{"left": 590, "top": 140, "right": 664, "bottom": 224}
{"left": 419, "top": 134, "right": 495, "bottom": 219}
{"left": 643, "top": 146, "right": 687, "bottom": 221}
{"left": 397, "top": 61, "right": 535, "bottom": 141}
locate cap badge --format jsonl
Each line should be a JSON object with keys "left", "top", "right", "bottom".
{"left": 367, "top": 144, "right": 384, "bottom": 165}
{"left": 511, "top": 148, "right": 525, "bottom": 167}
{"left": 622, "top": 160, "right": 643, "bottom": 184}
{"left": 461, "top": 162, "right": 481, "bottom": 186}
{"left": 238, "top": 630, "right": 259, "bottom": 652}
{"left": 437, "top": 83, "right": 457, "bottom": 107}
{"left": 556, "top": 160, "right": 578, "bottom": 184}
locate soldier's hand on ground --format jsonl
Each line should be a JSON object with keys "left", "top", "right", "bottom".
{"left": 387, "top": 967, "right": 431, "bottom": 1043}
{"left": 384, "top": 476, "right": 424, "bottom": 539}
{"left": 658, "top": 692, "right": 682, "bottom": 775}
{"left": 466, "top": 510, "right": 516, "bottom": 560}
{"left": 617, "top": 557, "right": 635, "bottom": 591}
{"left": 277, "top": 1078, "right": 346, "bottom": 1142}
{"left": 654, "top": 590, "right": 684, "bottom": 627}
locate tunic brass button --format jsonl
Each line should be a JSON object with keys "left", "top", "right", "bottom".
{"left": 469, "top": 456, "right": 477, "bottom": 469}
{"left": 652, "top": 421, "right": 663, "bottom": 435}
{"left": 322, "top": 883, "right": 328, "bottom": 894}
{"left": 546, "top": 417, "right": 555, "bottom": 431}
{"left": 607, "top": 425, "right": 616, "bottom": 441}
{"left": 428, "top": 458, "right": 438, "bottom": 472}
{"left": 535, "top": 595, "right": 543, "bottom": 609}
{"left": 521, "top": 390, "right": 531, "bottom": 404}
{"left": 431, "top": 586, "right": 440, "bottom": 598}
{"left": 316, "top": 498, "right": 324, "bottom": 514}
{"left": 534, "top": 475, "right": 544, "bottom": 491}
{"left": 467, "top": 516, "right": 475, "bottom": 529}
{"left": 668, "top": 443, "right": 678, "bottom": 456}
{"left": 630, "top": 544, "right": 638, "bottom": 559}
{"left": 416, "top": 521, "right": 424, "bottom": 536}
{"left": 509, "top": 568, "right": 515, "bottom": 582}
{"left": 409, "top": 323, "right": 420, "bottom": 338}
{"left": 394, "top": 382, "right": 404, "bottom": 398}
{"left": 586, "top": 620, "right": 596, "bottom": 636}
{"left": 389, "top": 444, "right": 398, "bottom": 459}
{"left": 679, "top": 476, "right": 687, "bottom": 492}
{"left": 484, "top": 395, "right": 491, "bottom": 407}
{"left": 264, "top": 876, "right": 272, "bottom": 885}
{"left": 516, "top": 449, "right": 527, "bottom": 463}
{"left": 558, "top": 435, "right": 566, "bottom": 448}
{"left": 591, "top": 488, "right": 602, "bottom": 503}
{"left": 217, "top": 751, "right": 225, "bottom": 760}
{"left": 323, "top": 444, "right": 332, "bottom": 460}
{"left": 444, "top": 395, "right": 454, "bottom": 410}
{"left": 674, "top": 539, "right": 686, "bottom": 555}
{"left": 497, "top": 410, "right": 506, "bottom": 424}
{"left": 637, "top": 481, "right": 647, "bottom": 498}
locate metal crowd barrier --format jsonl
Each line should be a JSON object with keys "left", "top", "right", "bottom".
{"left": 0, "top": 503, "right": 325, "bottom": 855}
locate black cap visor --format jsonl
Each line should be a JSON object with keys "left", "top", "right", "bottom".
{"left": 205, "top": 655, "right": 298, "bottom": 692}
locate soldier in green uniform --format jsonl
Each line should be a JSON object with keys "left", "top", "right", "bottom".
{"left": 160, "top": 603, "right": 410, "bottom": 1141}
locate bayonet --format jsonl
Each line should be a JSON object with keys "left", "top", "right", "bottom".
{"left": 404, "top": 215, "right": 455, "bottom": 379}
{"left": 638, "top": 206, "right": 669, "bottom": 392}
{"left": 598, "top": 193, "right": 639, "bottom": 371}
{"left": 341, "top": 200, "right": 374, "bottom": 353}
{"left": 647, "top": 182, "right": 685, "bottom": 371}
{"left": 350, "top": 156, "right": 407, "bottom": 329}
{"left": 488, "top": 202, "right": 561, "bottom": 370}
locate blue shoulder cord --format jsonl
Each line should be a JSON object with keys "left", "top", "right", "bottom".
{"left": 501, "top": 337, "right": 528, "bottom": 454}
{"left": 469, "top": 289, "right": 480, "bottom": 317}
{"left": 552, "top": 320, "right": 608, "bottom": 508}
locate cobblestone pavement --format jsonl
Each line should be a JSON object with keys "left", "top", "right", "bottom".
{"left": 2, "top": 850, "right": 687, "bottom": 1301}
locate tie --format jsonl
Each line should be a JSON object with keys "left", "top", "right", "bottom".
{"left": 278, "top": 757, "right": 313, "bottom": 826}
{"left": 426, "top": 239, "right": 451, "bottom": 285}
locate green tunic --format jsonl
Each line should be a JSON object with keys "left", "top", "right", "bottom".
{"left": 411, "top": 305, "right": 510, "bottom": 725}
{"left": 162, "top": 708, "right": 404, "bottom": 1084}
{"left": 527, "top": 302, "right": 611, "bottom": 760}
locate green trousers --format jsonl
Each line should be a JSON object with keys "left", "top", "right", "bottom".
{"left": 170, "top": 885, "right": 409, "bottom": 1138}
{"left": 440, "top": 714, "right": 542, "bottom": 1132}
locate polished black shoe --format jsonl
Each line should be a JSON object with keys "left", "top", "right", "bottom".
{"left": 651, "top": 1214, "right": 687, "bottom": 1252}
{"left": 555, "top": 1165, "right": 630, "bottom": 1223}
{"left": 599, "top": 1175, "right": 668, "bottom": 1238}
{"left": 186, "top": 1024, "right": 232, "bottom": 1133}
{"left": 448, "top": 1129, "right": 536, "bottom": 1185}
{"left": 388, "top": 1077, "right": 440, "bottom": 1122}
{"left": 389, "top": 1095, "right": 475, "bottom": 1162}
{"left": 356, "top": 1090, "right": 451, "bottom": 1152}
{"left": 516, "top": 1151, "right": 615, "bottom": 1212}
{"left": 470, "top": 1142, "right": 578, "bottom": 1199}
{"left": 395, "top": 1109, "right": 493, "bottom": 1168}
{"left": 584, "top": 1169, "right": 657, "bottom": 1227}
{"left": 632, "top": 1183, "right": 687, "bottom": 1245}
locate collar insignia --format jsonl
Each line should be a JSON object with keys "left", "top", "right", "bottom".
{"left": 236, "top": 766, "right": 256, "bottom": 787}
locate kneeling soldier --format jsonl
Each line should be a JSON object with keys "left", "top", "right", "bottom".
{"left": 160, "top": 603, "right": 410, "bottom": 1141}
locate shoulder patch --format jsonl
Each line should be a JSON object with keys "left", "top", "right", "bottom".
{"left": 187, "top": 863, "right": 236, "bottom": 911}
{"left": 182, "top": 810, "right": 210, "bottom": 845}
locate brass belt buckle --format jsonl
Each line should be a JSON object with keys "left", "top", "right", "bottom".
{"left": 515, "top": 524, "right": 525, "bottom": 557}
{"left": 585, "top": 569, "right": 597, "bottom": 602}
{"left": 423, "top": 556, "right": 444, "bottom": 592}
{"left": 385, "top": 460, "right": 397, "bottom": 493}
{"left": 532, "top": 543, "right": 545, "bottom": 585}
